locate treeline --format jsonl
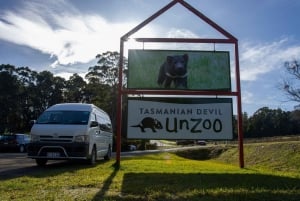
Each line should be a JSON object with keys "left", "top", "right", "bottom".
{"left": 1, "top": 51, "right": 300, "bottom": 138}
{"left": 0, "top": 51, "right": 125, "bottom": 133}
{"left": 242, "top": 107, "right": 300, "bottom": 138}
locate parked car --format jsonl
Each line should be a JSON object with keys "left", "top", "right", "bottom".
{"left": 195, "top": 140, "right": 207, "bottom": 146}
{"left": 128, "top": 144, "right": 137, "bottom": 151}
{"left": 176, "top": 140, "right": 195, "bottom": 145}
{"left": 0, "top": 134, "right": 30, "bottom": 153}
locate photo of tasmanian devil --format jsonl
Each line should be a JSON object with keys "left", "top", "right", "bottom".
{"left": 131, "top": 117, "right": 163, "bottom": 132}
{"left": 157, "top": 54, "right": 188, "bottom": 88}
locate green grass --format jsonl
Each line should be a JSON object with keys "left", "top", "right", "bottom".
{"left": 0, "top": 142, "right": 300, "bottom": 201}
{"left": 217, "top": 141, "right": 300, "bottom": 173}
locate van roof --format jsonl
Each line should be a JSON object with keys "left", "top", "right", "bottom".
{"left": 47, "top": 103, "right": 102, "bottom": 112}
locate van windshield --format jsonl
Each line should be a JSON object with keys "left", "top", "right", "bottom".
{"left": 36, "top": 111, "right": 90, "bottom": 125}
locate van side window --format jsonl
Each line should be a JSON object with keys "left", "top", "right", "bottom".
{"left": 94, "top": 112, "right": 112, "bottom": 133}
{"left": 90, "top": 113, "right": 96, "bottom": 122}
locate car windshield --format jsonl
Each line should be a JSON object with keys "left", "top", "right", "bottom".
{"left": 36, "top": 111, "right": 90, "bottom": 125}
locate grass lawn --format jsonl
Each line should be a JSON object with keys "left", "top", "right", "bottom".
{"left": 0, "top": 142, "right": 300, "bottom": 201}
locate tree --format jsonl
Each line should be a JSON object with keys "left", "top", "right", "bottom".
{"left": 242, "top": 112, "right": 249, "bottom": 136}
{"left": 16, "top": 67, "right": 38, "bottom": 131}
{"left": 85, "top": 51, "right": 128, "bottom": 132}
{"left": 0, "top": 66, "right": 69, "bottom": 132}
{"left": 16, "top": 66, "right": 38, "bottom": 87}
{"left": 289, "top": 109, "right": 300, "bottom": 133}
{"left": 0, "top": 65, "right": 21, "bottom": 132}
{"left": 85, "top": 51, "right": 127, "bottom": 86}
{"left": 245, "top": 107, "right": 296, "bottom": 138}
{"left": 33, "top": 71, "right": 65, "bottom": 114}
{"left": 281, "top": 60, "right": 300, "bottom": 102}
{"left": 64, "top": 73, "right": 87, "bottom": 102}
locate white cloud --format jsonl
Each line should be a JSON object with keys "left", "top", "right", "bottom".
{"left": 240, "top": 38, "right": 300, "bottom": 81}
{"left": 0, "top": 0, "right": 141, "bottom": 68}
{"left": 55, "top": 72, "right": 86, "bottom": 81}
{"left": 242, "top": 90, "right": 254, "bottom": 104}
{"left": 166, "top": 28, "right": 198, "bottom": 38}
{"left": 1, "top": 0, "right": 300, "bottom": 84}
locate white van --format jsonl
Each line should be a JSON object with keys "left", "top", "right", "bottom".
{"left": 27, "top": 103, "right": 113, "bottom": 166}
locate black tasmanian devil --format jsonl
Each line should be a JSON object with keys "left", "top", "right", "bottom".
{"left": 157, "top": 54, "right": 188, "bottom": 88}
{"left": 131, "top": 117, "right": 163, "bottom": 132}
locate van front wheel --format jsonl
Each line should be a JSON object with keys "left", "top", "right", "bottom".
{"left": 19, "top": 145, "right": 25, "bottom": 153}
{"left": 88, "top": 146, "right": 97, "bottom": 165}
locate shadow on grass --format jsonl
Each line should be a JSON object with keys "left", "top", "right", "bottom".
{"left": 100, "top": 172, "right": 300, "bottom": 201}
{"left": 92, "top": 163, "right": 119, "bottom": 200}
{"left": 174, "top": 146, "right": 229, "bottom": 160}
{"left": 0, "top": 160, "right": 106, "bottom": 181}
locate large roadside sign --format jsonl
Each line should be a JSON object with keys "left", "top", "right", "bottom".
{"left": 116, "top": 0, "right": 244, "bottom": 168}
{"left": 127, "top": 97, "right": 233, "bottom": 140}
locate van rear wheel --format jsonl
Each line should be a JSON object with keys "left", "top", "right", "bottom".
{"left": 36, "top": 159, "right": 47, "bottom": 166}
{"left": 104, "top": 145, "right": 111, "bottom": 161}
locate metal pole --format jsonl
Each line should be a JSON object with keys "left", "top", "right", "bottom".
{"left": 235, "top": 41, "right": 244, "bottom": 168}
{"left": 116, "top": 39, "right": 124, "bottom": 167}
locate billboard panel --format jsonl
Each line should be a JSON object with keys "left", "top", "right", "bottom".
{"left": 127, "top": 98, "right": 233, "bottom": 140}
{"left": 128, "top": 49, "right": 231, "bottom": 90}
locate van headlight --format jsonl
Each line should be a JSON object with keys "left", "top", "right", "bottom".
{"left": 30, "top": 134, "right": 39, "bottom": 142}
{"left": 74, "top": 135, "right": 89, "bottom": 143}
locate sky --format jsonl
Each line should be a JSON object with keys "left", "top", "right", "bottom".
{"left": 1, "top": 0, "right": 300, "bottom": 116}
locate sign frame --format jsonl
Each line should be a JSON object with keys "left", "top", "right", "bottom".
{"left": 116, "top": 0, "right": 244, "bottom": 168}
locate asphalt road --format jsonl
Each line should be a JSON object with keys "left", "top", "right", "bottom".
{"left": 0, "top": 153, "right": 34, "bottom": 170}
{"left": 0, "top": 152, "right": 116, "bottom": 180}
{"left": 0, "top": 152, "right": 127, "bottom": 180}
{"left": 0, "top": 153, "right": 55, "bottom": 179}
{"left": 0, "top": 145, "right": 206, "bottom": 180}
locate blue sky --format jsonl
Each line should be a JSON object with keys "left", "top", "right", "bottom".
{"left": 1, "top": 0, "right": 300, "bottom": 115}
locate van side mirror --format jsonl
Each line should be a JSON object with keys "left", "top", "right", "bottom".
{"left": 90, "top": 121, "right": 99, "bottom": 127}
{"left": 29, "top": 120, "right": 36, "bottom": 126}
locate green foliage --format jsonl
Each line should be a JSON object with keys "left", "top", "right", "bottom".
{"left": 86, "top": 51, "right": 127, "bottom": 87}
{"left": 244, "top": 107, "right": 300, "bottom": 138}
{"left": 0, "top": 65, "right": 22, "bottom": 132}
{"left": 217, "top": 142, "right": 300, "bottom": 173}
{"left": 64, "top": 73, "right": 87, "bottom": 102}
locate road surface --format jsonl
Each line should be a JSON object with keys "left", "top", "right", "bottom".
{"left": 0, "top": 145, "right": 207, "bottom": 180}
